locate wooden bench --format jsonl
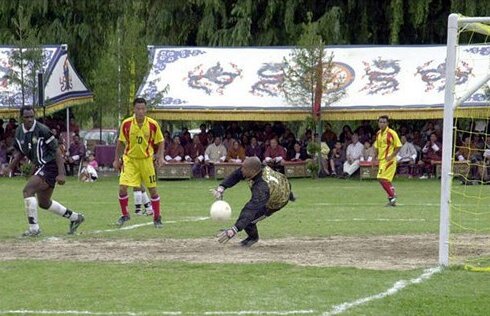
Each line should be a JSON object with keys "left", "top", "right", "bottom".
{"left": 435, "top": 161, "right": 470, "bottom": 179}
{"left": 214, "top": 163, "right": 242, "bottom": 179}
{"left": 157, "top": 162, "right": 192, "bottom": 179}
{"left": 359, "top": 162, "right": 379, "bottom": 180}
{"left": 284, "top": 161, "right": 308, "bottom": 178}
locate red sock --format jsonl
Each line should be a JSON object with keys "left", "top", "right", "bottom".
{"left": 151, "top": 195, "right": 161, "bottom": 220}
{"left": 379, "top": 180, "right": 395, "bottom": 198}
{"left": 119, "top": 194, "right": 129, "bottom": 216}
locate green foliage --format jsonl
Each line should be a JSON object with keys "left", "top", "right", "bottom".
{"left": 19, "top": 160, "right": 33, "bottom": 177}
{"left": 0, "top": 0, "right": 489, "bottom": 127}
{"left": 7, "top": 5, "right": 44, "bottom": 107}
{"left": 282, "top": 14, "right": 345, "bottom": 120}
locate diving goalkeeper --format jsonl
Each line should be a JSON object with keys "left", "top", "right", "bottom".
{"left": 211, "top": 156, "right": 295, "bottom": 247}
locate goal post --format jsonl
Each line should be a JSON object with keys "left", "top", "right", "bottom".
{"left": 440, "top": 14, "right": 490, "bottom": 267}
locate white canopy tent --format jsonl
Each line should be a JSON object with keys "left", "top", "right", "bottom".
{"left": 138, "top": 45, "right": 489, "bottom": 121}
{"left": 0, "top": 44, "right": 93, "bottom": 118}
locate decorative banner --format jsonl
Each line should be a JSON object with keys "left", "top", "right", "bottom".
{"left": 0, "top": 45, "right": 92, "bottom": 116}
{"left": 138, "top": 45, "right": 489, "bottom": 111}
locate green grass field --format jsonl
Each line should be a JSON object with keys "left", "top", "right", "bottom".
{"left": 0, "top": 175, "right": 489, "bottom": 316}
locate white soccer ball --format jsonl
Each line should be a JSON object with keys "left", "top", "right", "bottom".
{"left": 210, "top": 200, "right": 232, "bottom": 221}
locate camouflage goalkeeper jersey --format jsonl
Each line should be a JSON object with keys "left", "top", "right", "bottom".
{"left": 259, "top": 166, "right": 291, "bottom": 211}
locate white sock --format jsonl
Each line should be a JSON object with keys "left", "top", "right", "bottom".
{"left": 142, "top": 192, "right": 153, "bottom": 211}
{"left": 24, "top": 197, "right": 39, "bottom": 231}
{"left": 47, "top": 200, "right": 79, "bottom": 221}
{"left": 134, "top": 191, "right": 143, "bottom": 210}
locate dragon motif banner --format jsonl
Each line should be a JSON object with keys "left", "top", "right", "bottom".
{"left": 139, "top": 45, "right": 489, "bottom": 114}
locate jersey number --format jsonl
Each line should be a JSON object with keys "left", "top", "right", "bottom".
{"left": 137, "top": 136, "right": 143, "bottom": 144}
{"left": 149, "top": 175, "right": 156, "bottom": 183}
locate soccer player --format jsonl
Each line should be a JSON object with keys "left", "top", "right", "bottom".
{"left": 374, "top": 115, "right": 402, "bottom": 207}
{"left": 211, "top": 156, "right": 295, "bottom": 247}
{"left": 113, "top": 97, "right": 165, "bottom": 228}
{"left": 2, "top": 106, "right": 85, "bottom": 236}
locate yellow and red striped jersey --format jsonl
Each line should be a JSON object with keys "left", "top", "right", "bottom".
{"left": 374, "top": 127, "right": 401, "bottom": 161}
{"left": 118, "top": 116, "right": 164, "bottom": 159}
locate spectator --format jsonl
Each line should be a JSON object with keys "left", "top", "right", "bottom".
{"left": 4, "top": 118, "right": 18, "bottom": 139}
{"left": 396, "top": 135, "right": 418, "bottom": 178}
{"left": 198, "top": 123, "right": 209, "bottom": 147}
{"left": 245, "top": 136, "right": 263, "bottom": 161}
{"left": 342, "top": 133, "right": 364, "bottom": 177}
{"left": 339, "top": 124, "right": 353, "bottom": 145}
{"left": 418, "top": 132, "right": 442, "bottom": 179}
{"left": 360, "top": 140, "right": 376, "bottom": 163}
{"left": 226, "top": 140, "right": 246, "bottom": 163}
{"left": 185, "top": 134, "right": 206, "bottom": 177}
{"left": 222, "top": 131, "right": 235, "bottom": 150}
{"left": 164, "top": 135, "right": 185, "bottom": 162}
{"left": 263, "top": 137, "right": 287, "bottom": 173}
{"left": 204, "top": 136, "right": 227, "bottom": 178}
{"left": 79, "top": 158, "right": 98, "bottom": 182}
{"left": 329, "top": 141, "right": 346, "bottom": 176}
{"left": 65, "top": 134, "right": 86, "bottom": 176}
{"left": 321, "top": 123, "right": 337, "bottom": 149}
{"left": 0, "top": 140, "right": 8, "bottom": 176}
{"left": 87, "top": 153, "right": 99, "bottom": 170}
{"left": 355, "top": 120, "right": 375, "bottom": 143}
{"left": 288, "top": 142, "right": 309, "bottom": 162}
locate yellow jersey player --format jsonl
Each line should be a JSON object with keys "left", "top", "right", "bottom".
{"left": 374, "top": 115, "right": 402, "bottom": 207}
{"left": 113, "top": 98, "right": 165, "bottom": 227}
{"left": 211, "top": 156, "right": 295, "bottom": 247}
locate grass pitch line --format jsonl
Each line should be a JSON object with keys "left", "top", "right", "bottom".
{"left": 313, "top": 202, "right": 440, "bottom": 207}
{"left": 0, "top": 310, "right": 316, "bottom": 315}
{"left": 81, "top": 216, "right": 210, "bottom": 235}
{"left": 322, "top": 266, "right": 442, "bottom": 316}
{"left": 0, "top": 311, "right": 181, "bottom": 315}
{"left": 325, "top": 218, "right": 426, "bottom": 222}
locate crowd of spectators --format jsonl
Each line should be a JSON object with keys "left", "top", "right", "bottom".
{"left": 1, "top": 117, "right": 489, "bottom": 183}
{"left": 163, "top": 120, "right": 490, "bottom": 182}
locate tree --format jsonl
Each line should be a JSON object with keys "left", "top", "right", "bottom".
{"left": 7, "top": 5, "right": 43, "bottom": 109}
{"left": 282, "top": 14, "right": 345, "bottom": 176}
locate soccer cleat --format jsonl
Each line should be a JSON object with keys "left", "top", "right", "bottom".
{"left": 145, "top": 209, "right": 154, "bottom": 216}
{"left": 22, "top": 229, "right": 41, "bottom": 237}
{"left": 135, "top": 209, "right": 144, "bottom": 216}
{"left": 240, "top": 236, "right": 259, "bottom": 247}
{"left": 116, "top": 215, "right": 130, "bottom": 227}
{"left": 153, "top": 216, "right": 163, "bottom": 228}
{"left": 68, "top": 214, "right": 85, "bottom": 235}
{"left": 385, "top": 198, "right": 397, "bottom": 207}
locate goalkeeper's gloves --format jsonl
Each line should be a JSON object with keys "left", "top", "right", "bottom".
{"left": 217, "top": 226, "right": 238, "bottom": 244}
{"left": 210, "top": 186, "right": 225, "bottom": 200}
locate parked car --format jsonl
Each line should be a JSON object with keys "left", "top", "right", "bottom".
{"left": 80, "top": 128, "right": 118, "bottom": 153}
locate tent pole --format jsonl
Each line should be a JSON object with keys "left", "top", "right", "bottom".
{"left": 66, "top": 107, "right": 70, "bottom": 150}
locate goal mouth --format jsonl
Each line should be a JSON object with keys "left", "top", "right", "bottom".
{"left": 439, "top": 14, "right": 490, "bottom": 269}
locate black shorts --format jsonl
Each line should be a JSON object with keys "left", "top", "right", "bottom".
{"left": 34, "top": 161, "right": 59, "bottom": 188}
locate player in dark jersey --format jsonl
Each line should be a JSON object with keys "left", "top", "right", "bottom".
{"left": 211, "top": 156, "right": 295, "bottom": 247}
{"left": 2, "top": 106, "right": 85, "bottom": 236}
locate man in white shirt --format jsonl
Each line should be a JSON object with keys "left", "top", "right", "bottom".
{"left": 204, "top": 136, "right": 227, "bottom": 178}
{"left": 343, "top": 133, "right": 364, "bottom": 177}
{"left": 396, "top": 135, "right": 418, "bottom": 177}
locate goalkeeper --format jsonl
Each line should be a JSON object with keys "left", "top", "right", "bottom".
{"left": 211, "top": 156, "right": 295, "bottom": 247}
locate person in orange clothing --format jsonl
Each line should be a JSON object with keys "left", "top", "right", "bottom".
{"left": 226, "top": 140, "right": 246, "bottom": 163}
{"left": 374, "top": 115, "right": 402, "bottom": 207}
